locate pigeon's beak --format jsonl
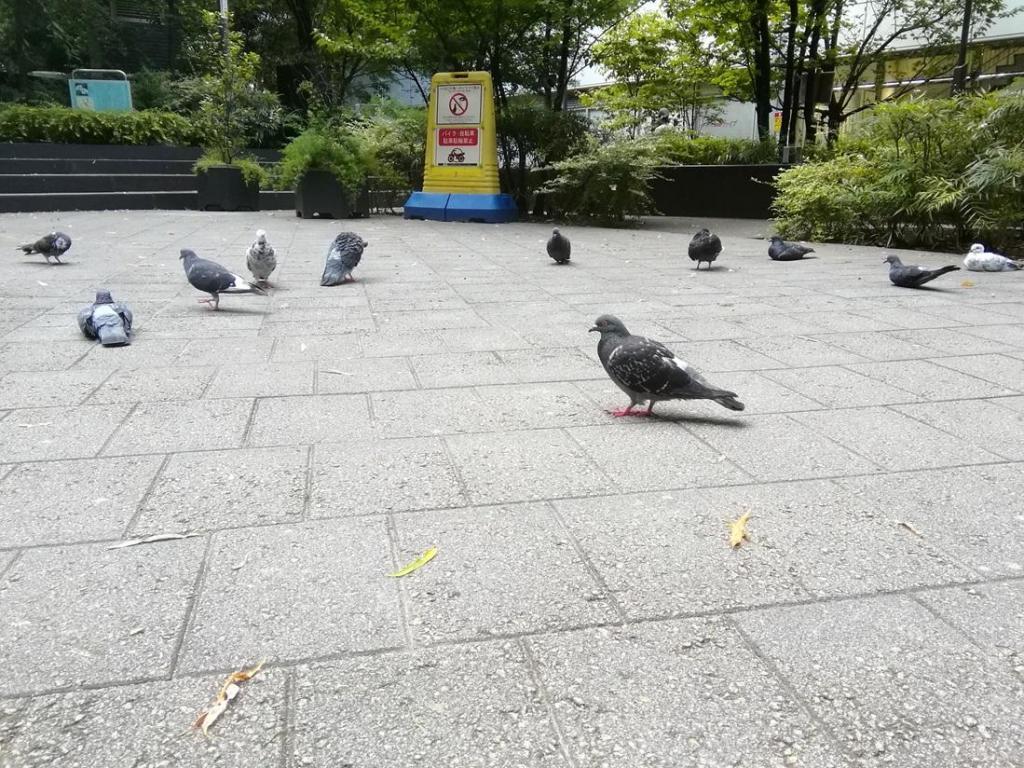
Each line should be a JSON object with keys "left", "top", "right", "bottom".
{"left": 588, "top": 326, "right": 599, "bottom": 333}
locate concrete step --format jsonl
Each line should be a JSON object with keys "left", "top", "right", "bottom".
{"left": 0, "top": 189, "right": 294, "bottom": 212}
{"left": 1, "top": 174, "right": 197, "bottom": 194}
{"left": 0, "top": 158, "right": 198, "bottom": 175}
{"left": 0, "top": 142, "right": 203, "bottom": 161}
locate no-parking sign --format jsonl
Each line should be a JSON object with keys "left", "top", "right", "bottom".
{"left": 434, "top": 84, "right": 483, "bottom": 166}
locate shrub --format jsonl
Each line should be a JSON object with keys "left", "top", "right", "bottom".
{"left": 0, "top": 105, "right": 207, "bottom": 145}
{"left": 277, "top": 127, "right": 371, "bottom": 203}
{"left": 348, "top": 99, "right": 426, "bottom": 191}
{"left": 194, "top": 151, "right": 268, "bottom": 188}
{"left": 540, "top": 140, "right": 660, "bottom": 225}
{"left": 648, "top": 133, "right": 778, "bottom": 165}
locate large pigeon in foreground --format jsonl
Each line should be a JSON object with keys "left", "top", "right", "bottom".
{"left": 547, "top": 228, "right": 571, "bottom": 264}
{"left": 964, "top": 243, "right": 1022, "bottom": 272}
{"left": 688, "top": 228, "right": 721, "bottom": 269}
{"left": 18, "top": 232, "right": 72, "bottom": 264}
{"left": 768, "top": 236, "right": 814, "bottom": 261}
{"left": 321, "top": 233, "right": 367, "bottom": 286}
{"left": 883, "top": 254, "right": 960, "bottom": 288}
{"left": 180, "top": 248, "right": 266, "bottom": 310}
{"left": 77, "top": 290, "right": 133, "bottom": 346}
{"left": 590, "top": 314, "right": 745, "bottom": 416}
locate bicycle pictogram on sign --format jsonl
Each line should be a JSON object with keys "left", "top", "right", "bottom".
{"left": 448, "top": 92, "right": 469, "bottom": 116}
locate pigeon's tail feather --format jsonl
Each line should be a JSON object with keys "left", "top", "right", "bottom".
{"left": 16, "top": 243, "right": 33, "bottom": 254}
{"left": 714, "top": 395, "right": 745, "bottom": 412}
{"left": 321, "top": 264, "right": 347, "bottom": 286}
{"left": 935, "top": 265, "right": 960, "bottom": 276}
{"left": 96, "top": 323, "right": 130, "bottom": 346}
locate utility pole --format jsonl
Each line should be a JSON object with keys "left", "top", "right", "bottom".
{"left": 219, "top": 0, "right": 230, "bottom": 54}
{"left": 951, "top": 0, "right": 973, "bottom": 95}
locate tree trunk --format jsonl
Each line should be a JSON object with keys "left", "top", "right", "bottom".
{"left": 778, "top": 0, "right": 800, "bottom": 160}
{"left": 801, "top": 0, "right": 828, "bottom": 146}
{"left": 751, "top": 0, "right": 772, "bottom": 140}
{"left": 817, "top": 1, "right": 844, "bottom": 146}
{"left": 553, "top": 3, "right": 573, "bottom": 111}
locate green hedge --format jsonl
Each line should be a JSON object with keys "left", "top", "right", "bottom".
{"left": 647, "top": 133, "right": 779, "bottom": 165}
{"left": 0, "top": 105, "right": 208, "bottom": 146}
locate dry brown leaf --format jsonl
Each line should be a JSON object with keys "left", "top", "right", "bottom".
{"left": 961, "top": 279, "right": 976, "bottom": 288}
{"left": 729, "top": 512, "right": 752, "bottom": 549}
{"left": 897, "top": 520, "right": 923, "bottom": 537}
{"left": 192, "top": 660, "right": 265, "bottom": 737}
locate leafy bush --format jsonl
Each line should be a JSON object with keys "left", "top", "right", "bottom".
{"left": 0, "top": 105, "right": 207, "bottom": 145}
{"left": 348, "top": 99, "right": 426, "bottom": 191}
{"left": 773, "top": 92, "right": 1024, "bottom": 253}
{"left": 648, "top": 133, "right": 778, "bottom": 165}
{"left": 540, "top": 140, "right": 660, "bottom": 225}
{"left": 194, "top": 152, "right": 269, "bottom": 187}
{"left": 277, "top": 127, "right": 371, "bottom": 202}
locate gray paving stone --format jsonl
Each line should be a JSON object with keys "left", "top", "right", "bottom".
{"left": 0, "top": 671, "right": 285, "bottom": 768}
{"left": 108, "top": 397, "right": 252, "bottom": 454}
{"left": 685, "top": 413, "right": 878, "bottom": 481}
{"left": 205, "top": 361, "right": 315, "bottom": 398}
{"left": 738, "top": 335, "right": 871, "bottom": 366}
{"left": 438, "top": 326, "right": 529, "bottom": 351}
{"left": 958, "top": 323, "right": 1024, "bottom": 349}
{"left": 847, "top": 359, "right": 1019, "bottom": 399}
{"left": 790, "top": 407, "right": 1000, "bottom": 471}
{"left": 394, "top": 504, "right": 617, "bottom": 641}
{"left": 806, "top": 331, "right": 938, "bottom": 361}
{"left": 177, "top": 336, "right": 274, "bottom": 365}
{"left": 316, "top": 356, "right": 417, "bottom": 393}
{"left": 497, "top": 347, "right": 604, "bottom": 382}
{"left": 0, "top": 368, "right": 109, "bottom": 409}
{"left": 479, "top": 381, "right": 610, "bottom": 430}
{"left": 291, "top": 641, "right": 565, "bottom": 768}
{"left": 659, "top": 316, "right": 749, "bottom": 340}
{"left": 529, "top": 620, "right": 848, "bottom": 768}
{"left": 836, "top": 464, "right": 1024, "bottom": 575}
{"left": 445, "top": 430, "right": 614, "bottom": 504}
{"left": 409, "top": 351, "right": 518, "bottom": 388}
{"left": 555, "top": 491, "right": 809, "bottom": 618}
{"left": 87, "top": 365, "right": 216, "bottom": 404}
{"left": 737, "top": 596, "right": 1024, "bottom": 766}
{"left": 0, "top": 539, "right": 203, "bottom": 695}
{"left": 310, "top": 437, "right": 466, "bottom": 516}
{"left": 893, "top": 399, "right": 1024, "bottom": 461}
{"left": 667, "top": 339, "right": 786, "bottom": 371}
{"left": 892, "top": 327, "right": 1018, "bottom": 356}
{"left": 919, "top": 581, "right": 1024, "bottom": 665}
{"left": 931, "top": 353, "right": 1024, "bottom": 391}
{"left": 568, "top": 422, "right": 751, "bottom": 491}
{"left": 0, "top": 341, "right": 88, "bottom": 372}
{"left": 134, "top": 446, "right": 307, "bottom": 533}
{"left": 374, "top": 308, "right": 489, "bottom": 332}
{"left": 0, "top": 404, "right": 131, "bottom": 462}
{"left": 180, "top": 518, "right": 402, "bottom": 671}
{"left": 0, "top": 455, "right": 163, "bottom": 547}
{"left": 359, "top": 329, "right": 446, "bottom": 357}
{"left": 271, "top": 333, "right": 363, "bottom": 362}
{"left": 371, "top": 388, "right": 497, "bottom": 437}
{"left": 246, "top": 393, "right": 372, "bottom": 445}
{"left": 760, "top": 365, "right": 918, "bottom": 407}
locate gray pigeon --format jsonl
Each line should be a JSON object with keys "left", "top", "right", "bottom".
{"left": 688, "top": 228, "right": 721, "bottom": 269}
{"left": 180, "top": 248, "right": 267, "bottom": 310}
{"left": 18, "top": 232, "right": 72, "bottom": 263}
{"left": 321, "top": 232, "right": 367, "bottom": 286}
{"left": 246, "top": 229, "right": 277, "bottom": 285}
{"left": 590, "top": 314, "right": 744, "bottom": 416}
{"left": 547, "top": 228, "right": 571, "bottom": 264}
{"left": 883, "top": 254, "right": 960, "bottom": 288}
{"left": 77, "top": 290, "right": 133, "bottom": 346}
{"left": 768, "top": 236, "right": 814, "bottom": 261}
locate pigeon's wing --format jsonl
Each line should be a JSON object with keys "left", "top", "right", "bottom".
{"left": 188, "top": 257, "right": 250, "bottom": 293}
{"left": 605, "top": 337, "right": 693, "bottom": 396}
{"left": 112, "top": 302, "right": 133, "bottom": 333}
{"left": 77, "top": 307, "right": 96, "bottom": 338}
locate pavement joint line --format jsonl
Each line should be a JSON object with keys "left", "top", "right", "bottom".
{"left": 196, "top": 364, "right": 219, "bottom": 399}
{"left": 122, "top": 452, "right": 172, "bottom": 538}
{"left": 559, "top": 426, "right": 621, "bottom": 493}
{"left": 518, "top": 636, "right": 582, "bottom": 768}
{"left": 167, "top": 532, "right": 214, "bottom": 679}
{"left": 907, "top": 592, "right": 1012, "bottom": 668}
{"left": 240, "top": 397, "right": 261, "bottom": 446}
{"left": 885, "top": 401, "right": 1019, "bottom": 464}
{"left": 384, "top": 512, "right": 417, "bottom": 651}
{"left": 928, "top": 350, "right": 1024, "bottom": 389}
{"left": 301, "top": 444, "right": 314, "bottom": 522}
{"left": 0, "top": 549, "right": 22, "bottom": 581}
{"left": 94, "top": 401, "right": 137, "bottom": 458}
{"left": 278, "top": 669, "right": 296, "bottom": 768}
{"left": 76, "top": 366, "right": 118, "bottom": 407}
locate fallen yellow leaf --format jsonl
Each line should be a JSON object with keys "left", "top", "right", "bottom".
{"left": 390, "top": 547, "right": 437, "bottom": 577}
{"left": 193, "top": 659, "right": 265, "bottom": 737}
{"left": 961, "top": 279, "right": 975, "bottom": 288}
{"left": 729, "top": 512, "right": 752, "bottom": 549}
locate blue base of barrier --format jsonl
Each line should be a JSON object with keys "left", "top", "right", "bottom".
{"left": 403, "top": 191, "right": 518, "bottom": 223}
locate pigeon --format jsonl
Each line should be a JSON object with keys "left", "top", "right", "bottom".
{"left": 688, "top": 228, "right": 721, "bottom": 269}
{"left": 589, "top": 314, "right": 744, "bottom": 416}
{"left": 768, "top": 236, "right": 814, "bottom": 261}
{"left": 547, "top": 228, "right": 571, "bottom": 264}
{"left": 964, "top": 243, "right": 1022, "bottom": 272}
{"left": 17, "top": 232, "right": 72, "bottom": 264}
{"left": 246, "top": 229, "right": 277, "bottom": 285}
{"left": 77, "top": 290, "right": 133, "bottom": 346}
{"left": 180, "top": 248, "right": 267, "bottom": 310}
{"left": 883, "top": 254, "right": 960, "bottom": 288}
{"left": 321, "top": 232, "right": 367, "bottom": 286}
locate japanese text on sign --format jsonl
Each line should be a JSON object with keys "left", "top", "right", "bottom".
{"left": 438, "top": 128, "right": 479, "bottom": 146}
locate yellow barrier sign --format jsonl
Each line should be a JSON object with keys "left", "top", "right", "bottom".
{"left": 404, "top": 71, "right": 517, "bottom": 223}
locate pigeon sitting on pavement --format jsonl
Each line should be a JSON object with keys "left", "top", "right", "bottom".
{"left": 246, "top": 229, "right": 277, "bottom": 286}
{"left": 17, "top": 232, "right": 72, "bottom": 264}
{"left": 547, "top": 228, "right": 571, "bottom": 264}
{"left": 964, "top": 243, "right": 1022, "bottom": 272}
{"left": 688, "top": 228, "right": 722, "bottom": 269}
{"left": 883, "top": 254, "right": 960, "bottom": 288}
{"left": 77, "top": 290, "right": 133, "bottom": 346}
{"left": 321, "top": 232, "right": 367, "bottom": 286}
{"left": 768, "top": 236, "right": 814, "bottom": 261}
{"left": 180, "top": 248, "right": 267, "bottom": 310}
{"left": 590, "top": 314, "right": 744, "bottom": 416}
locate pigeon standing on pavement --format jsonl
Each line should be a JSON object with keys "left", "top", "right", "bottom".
{"left": 180, "top": 248, "right": 267, "bottom": 310}
{"left": 883, "top": 254, "right": 960, "bottom": 288}
{"left": 246, "top": 229, "right": 277, "bottom": 286}
{"left": 17, "top": 232, "right": 72, "bottom": 264}
{"left": 77, "top": 290, "right": 133, "bottom": 346}
{"left": 321, "top": 232, "right": 367, "bottom": 286}
{"left": 964, "top": 243, "right": 1022, "bottom": 272}
{"left": 589, "top": 314, "right": 745, "bottom": 416}
{"left": 768, "top": 236, "right": 814, "bottom": 261}
{"left": 547, "top": 228, "right": 571, "bottom": 264}
{"left": 688, "top": 228, "right": 722, "bottom": 269}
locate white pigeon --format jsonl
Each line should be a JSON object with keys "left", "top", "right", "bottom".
{"left": 964, "top": 243, "right": 1022, "bottom": 272}
{"left": 246, "top": 229, "right": 277, "bottom": 286}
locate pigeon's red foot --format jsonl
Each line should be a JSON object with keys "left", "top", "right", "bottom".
{"left": 608, "top": 406, "right": 645, "bottom": 418}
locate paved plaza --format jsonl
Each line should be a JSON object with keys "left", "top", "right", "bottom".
{"left": 1, "top": 210, "right": 1024, "bottom": 767}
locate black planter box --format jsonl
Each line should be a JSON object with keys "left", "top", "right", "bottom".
{"left": 295, "top": 169, "right": 370, "bottom": 219}
{"left": 649, "top": 164, "right": 789, "bottom": 219}
{"left": 196, "top": 165, "right": 260, "bottom": 212}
